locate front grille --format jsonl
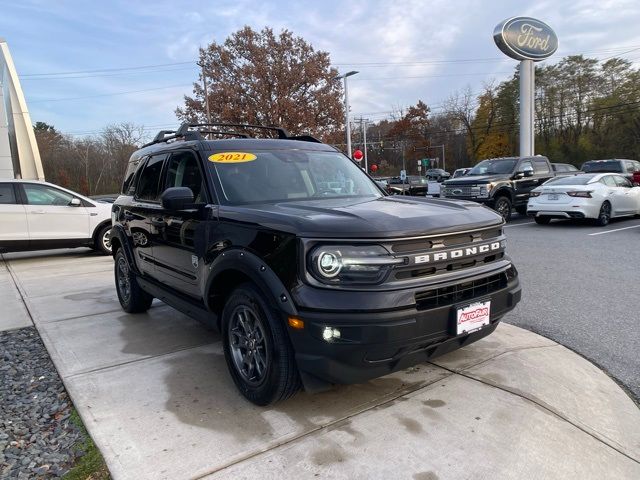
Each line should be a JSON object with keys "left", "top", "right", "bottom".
{"left": 415, "top": 272, "right": 508, "bottom": 310}
{"left": 391, "top": 228, "right": 502, "bottom": 253}
{"left": 442, "top": 185, "right": 475, "bottom": 196}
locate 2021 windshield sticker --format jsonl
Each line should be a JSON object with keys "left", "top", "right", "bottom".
{"left": 208, "top": 152, "right": 257, "bottom": 163}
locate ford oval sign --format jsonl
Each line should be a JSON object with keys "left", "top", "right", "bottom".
{"left": 494, "top": 17, "right": 558, "bottom": 61}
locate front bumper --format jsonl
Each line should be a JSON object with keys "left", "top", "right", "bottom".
{"left": 287, "top": 271, "right": 521, "bottom": 386}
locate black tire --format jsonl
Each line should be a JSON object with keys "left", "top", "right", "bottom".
{"left": 222, "top": 283, "right": 300, "bottom": 406}
{"left": 493, "top": 196, "right": 512, "bottom": 222}
{"left": 595, "top": 201, "right": 611, "bottom": 226}
{"left": 94, "top": 224, "right": 113, "bottom": 255}
{"left": 534, "top": 216, "right": 551, "bottom": 225}
{"left": 114, "top": 249, "right": 153, "bottom": 313}
{"left": 515, "top": 205, "right": 528, "bottom": 215}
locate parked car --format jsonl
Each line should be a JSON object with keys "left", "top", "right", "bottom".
{"left": 425, "top": 168, "right": 451, "bottom": 182}
{"left": 90, "top": 194, "right": 119, "bottom": 204}
{"left": 0, "top": 180, "right": 113, "bottom": 254}
{"left": 551, "top": 163, "right": 579, "bottom": 174}
{"left": 581, "top": 159, "right": 640, "bottom": 185}
{"left": 110, "top": 122, "right": 521, "bottom": 405}
{"left": 441, "top": 156, "right": 555, "bottom": 221}
{"left": 387, "top": 175, "right": 428, "bottom": 195}
{"left": 452, "top": 168, "right": 472, "bottom": 178}
{"left": 527, "top": 173, "right": 640, "bottom": 225}
{"left": 634, "top": 170, "right": 640, "bottom": 186}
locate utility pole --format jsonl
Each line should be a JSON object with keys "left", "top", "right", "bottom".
{"left": 334, "top": 71, "right": 358, "bottom": 157}
{"left": 358, "top": 117, "right": 369, "bottom": 172}
{"left": 197, "top": 60, "right": 212, "bottom": 125}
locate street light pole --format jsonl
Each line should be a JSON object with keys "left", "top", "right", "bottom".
{"left": 335, "top": 71, "right": 358, "bottom": 158}
{"left": 197, "top": 60, "right": 212, "bottom": 125}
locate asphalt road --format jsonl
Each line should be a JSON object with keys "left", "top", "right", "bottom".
{"left": 503, "top": 213, "right": 640, "bottom": 401}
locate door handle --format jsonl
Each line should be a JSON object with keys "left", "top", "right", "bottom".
{"left": 30, "top": 210, "right": 46, "bottom": 214}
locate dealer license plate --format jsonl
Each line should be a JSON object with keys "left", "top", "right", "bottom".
{"left": 548, "top": 194, "right": 559, "bottom": 200}
{"left": 456, "top": 300, "right": 491, "bottom": 335}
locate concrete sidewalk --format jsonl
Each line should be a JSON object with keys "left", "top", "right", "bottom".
{"left": 2, "top": 250, "right": 639, "bottom": 480}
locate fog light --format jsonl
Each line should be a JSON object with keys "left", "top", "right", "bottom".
{"left": 322, "top": 326, "right": 341, "bottom": 341}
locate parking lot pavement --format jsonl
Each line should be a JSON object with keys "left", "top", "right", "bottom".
{"left": 3, "top": 249, "right": 640, "bottom": 479}
{"left": 504, "top": 214, "right": 640, "bottom": 400}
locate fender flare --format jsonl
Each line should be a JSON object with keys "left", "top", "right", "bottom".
{"left": 492, "top": 186, "right": 514, "bottom": 203}
{"left": 204, "top": 248, "right": 298, "bottom": 317}
{"left": 109, "top": 224, "right": 141, "bottom": 275}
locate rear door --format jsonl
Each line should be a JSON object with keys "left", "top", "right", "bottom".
{"left": 0, "top": 182, "right": 28, "bottom": 248}
{"left": 612, "top": 175, "right": 636, "bottom": 214}
{"left": 127, "top": 153, "right": 168, "bottom": 277}
{"left": 20, "top": 183, "right": 90, "bottom": 240}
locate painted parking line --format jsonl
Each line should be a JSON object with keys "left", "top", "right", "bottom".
{"left": 588, "top": 224, "right": 640, "bottom": 236}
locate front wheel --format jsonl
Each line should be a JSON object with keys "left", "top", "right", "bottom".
{"left": 222, "top": 283, "right": 300, "bottom": 405}
{"left": 534, "top": 216, "right": 551, "bottom": 225}
{"left": 114, "top": 250, "right": 153, "bottom": 313}
{"left": 595, "top": 201, "right": 611, "bottom": 226}
{"left": 493, "top": 196, "right": 512, "bottom": 222}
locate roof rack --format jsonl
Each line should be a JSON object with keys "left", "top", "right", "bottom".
{"left": 177, "top": 123, "right": 290, "bottom": 139}
{"left": 142, "top": 122, "right": 323, "bottom": 148}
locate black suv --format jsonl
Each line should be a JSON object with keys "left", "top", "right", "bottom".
{"left": 441, "top": 156, "right": 555, "bottom": 221}
{"left": 111, "top": 123, "right": 521, "bottom": 405}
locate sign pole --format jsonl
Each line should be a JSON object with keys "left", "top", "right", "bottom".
{"left": 519, "top": 59, "right": 535, "bottom": 156}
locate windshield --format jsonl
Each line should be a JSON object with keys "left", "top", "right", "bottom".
{"left": 209, "top": 150, "right": 382, "bottom": 205}
{"left": 582, "top": 161, "right": 622, "bottom": 173}
{"left": 468, "top": 159, "right": 517, "bottom": 176}
{"left": 544, "top": 175, "right": 594, "bottom": 185}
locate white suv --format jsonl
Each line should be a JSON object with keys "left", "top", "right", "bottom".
{"left": 0, "top": 180, "right": 113, "bottom": 255}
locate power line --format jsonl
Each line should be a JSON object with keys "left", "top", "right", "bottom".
{"left": 29, "top": 84, "right": 193, "bottom": 103}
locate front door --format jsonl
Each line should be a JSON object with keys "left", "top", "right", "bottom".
{"left": 152, "top": 151, "right": 211, "bottom": 299}
{"left": 20, "top": 183, "right": 90, "bottom": 242}
{"left": 0, "top": 183, "right": 28, "bottom": 249}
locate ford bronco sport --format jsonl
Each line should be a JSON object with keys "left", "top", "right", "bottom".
{"left": 110, "top": 123, "right": 521, "bottom": 405}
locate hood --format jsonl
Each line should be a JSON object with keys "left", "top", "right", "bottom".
{"left": 219, "top": 196, "right": 503, "bottom": 239}
{"left": 443, "top": 174, "right": 511, "bottom": 185}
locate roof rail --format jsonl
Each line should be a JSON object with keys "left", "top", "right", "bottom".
{"left": 177, "top": 122, "right": 289, "bottom": 139}
{"left": 196, "top": 129, "right": 251, "bottom": 139}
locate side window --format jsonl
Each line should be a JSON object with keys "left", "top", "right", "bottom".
{"left": 122, "top": 158, "right": 143, "bottom": 195}
{"left": 625, "top": 161, "right": 637, "bottom": 173}
{"left": 532, "top": 159, "right": 550, "bottom": 174}
{"left": 601, "top": 176, "right": 616, "bottom": 187}
{"left": 23, "top": 184, "right": 74, "bottom": 206}
{"left": 614, "top": 175, "right": 632, "bottom": 188}
{"left": 136, "top": 154, "right": 167, "bottom": 202}
{"left": 519, "top": 160, "right": 533, "bottom": 172}
{"left": 0, "top": 183, "right": 17, "bottom": 204}
{"left": 165, "top": 152, "right": 208, "bottom": 203}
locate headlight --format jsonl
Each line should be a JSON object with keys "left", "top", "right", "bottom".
{"left": 478, "top": 183, "right": 494, "bottom": 197}
{"left": 309, "top": 245, "right": 404, "bottom": 284}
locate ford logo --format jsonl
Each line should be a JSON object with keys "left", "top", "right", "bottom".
{"left": 452, "top": 189, "right": 463, "bottom": 195}
{"left": 493, "top": 17, "right": 558, "bottom": 61}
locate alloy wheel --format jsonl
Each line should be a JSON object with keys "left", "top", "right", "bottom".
{"left": 116, "top": 256, "right": 131, "bottom": 303}
{"left": 228, "top": 305, "right": 270, "bottom": 386}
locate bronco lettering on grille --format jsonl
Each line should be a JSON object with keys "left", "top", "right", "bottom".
{"left": 414, "top": 241, "right": 502, "bottom": 264}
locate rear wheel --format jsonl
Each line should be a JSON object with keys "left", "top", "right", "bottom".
{"left": 94, "top": 224, "right": 112, "bottom": 255}
{"left": 493, "top": 196, "right": 512, "bottom": 222}
{"left": 595, "top": 201, "right": 611, "bottom": 226}
{"left": 222, "top": 283, "right": 300, "bottom": 405}
{"left": 534, "top": 216, "right": 551, "bottom": 225}
{"left": 515, "top": 205, "right": 528, "bottom": 215}
{"left": 114, "top": 250, "right": 153, "bottom": 313}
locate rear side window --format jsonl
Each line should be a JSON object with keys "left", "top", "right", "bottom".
{"left": 601, "top": 176, "right": 616, "bottom": 187}
{"left": 122, "top": 159, "right": 142, "bottom": 195}
{"left": 533, "top": 159, "right": 550, "bottom": 174}
{"left": 614, "top": 175, "right": 632, "bottom": 188}
{"left": 136, "top": 154, "right": 167, "bottom": 201}
{"left": 0, "top": 183, "right": 17, "bottom": 204}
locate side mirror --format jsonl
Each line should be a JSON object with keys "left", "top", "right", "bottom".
{"left": 70, "top": 198, "right": 82, "bottom": 207}
{"left": 161, "top": 187, "right": 194, "bottom": 210}
{"left": 523, "top": 166, "right": 534, "bottom": 177}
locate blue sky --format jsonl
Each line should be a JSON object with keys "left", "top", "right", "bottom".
{"left": 2, "top": 0, "right": 640, "bottom": 140}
